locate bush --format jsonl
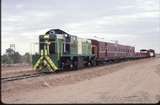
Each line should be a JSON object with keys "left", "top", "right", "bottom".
{"left": 1, "top": 48, "right": 32, "bottom": 64}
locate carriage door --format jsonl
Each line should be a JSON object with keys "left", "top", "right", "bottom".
{"left": 92, "top": 45, "right": 98, "bottom": 57}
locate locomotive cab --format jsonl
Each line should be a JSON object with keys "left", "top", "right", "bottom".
{"left": 33, "top": 29, "right": 72, "bottom": 72}
{"left": 45, "top": 29, "right": 71, "bottom": 55}
{"left": 148, "top": 49, "right": 155, "bottom": 57}
{"left": 140, "top": 49, "right": 155, "bottom": 57}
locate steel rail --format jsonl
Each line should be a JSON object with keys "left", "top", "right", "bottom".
{"left": 1, "top": 72, "right": 45, "bottom": 83}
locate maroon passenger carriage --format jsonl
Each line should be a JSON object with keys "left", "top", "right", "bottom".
{"left": 91, "top": 39, "right": 135, "bottom": 63}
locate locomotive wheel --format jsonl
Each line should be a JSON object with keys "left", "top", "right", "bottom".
{"left": 91, "top": 59, "right": 96, "bottom": 66}
{"left": 73, "top": 61, "right": 78, "bottom": 70}
{"left": 61, "top": 62, "right": 65, "bottom": 70}
{"left": 84, "top": 62, "right": 89, "bottom": 67}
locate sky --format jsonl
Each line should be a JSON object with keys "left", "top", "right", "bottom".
{"left": 2, "top": 0, "right": 160, "bottom": 55}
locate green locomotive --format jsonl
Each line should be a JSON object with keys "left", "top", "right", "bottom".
{"left": 32, "top": 29, "right": 96, "bottom": 72}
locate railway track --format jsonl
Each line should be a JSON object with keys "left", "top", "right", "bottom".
{"left": 0, "top": 62, "right": 117, "bottom": 83}
{"left": 1, "top": 72, "right": 46, "bottom": 83}
{"left": 1, "top": 58, "right": 149, "bottom": 83}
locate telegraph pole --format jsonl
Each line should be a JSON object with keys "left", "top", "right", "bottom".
{"left": 10, "top": 44, "right": 15, "bottom": 51}
{"left": 10, "top": 44, "right": 16, "bottom": 54}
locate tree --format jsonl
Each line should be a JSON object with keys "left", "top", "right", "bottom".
{"left": 1, "top": 48, "right": 33, "bottom": 64}
{"left": 13, "top": 52, "right": 22, "bottom": 63}
{"left": 6, "top": 48, "right": 15, "bottom": 56}
{"left": 23, "top": 53, "right": 31, "bottom": 64}
{"left": 2, "top": 48, "right": 22, "bottom": 64}
{"left": 1, "top": 54, "right": 11, "bottom": 64}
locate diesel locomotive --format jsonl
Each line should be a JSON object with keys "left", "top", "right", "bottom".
{"left": 32, "top": 29, "right": 155, "bottom": 72}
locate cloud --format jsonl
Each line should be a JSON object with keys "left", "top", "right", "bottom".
{"left": 15, "top": 4, "right": 24, "bottom": 8}
{"left": 2, "top": 0, "right": 160, "bottom": 54}
{"left": 64, "top": 10, "right": 159, "bottom": 35}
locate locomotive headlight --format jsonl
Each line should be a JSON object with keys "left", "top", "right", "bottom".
{"left": 150, "top": 52, "right": 154, "bottom": 57}
{"left": 64, "top": 34, "right": 68, "bottom": 37}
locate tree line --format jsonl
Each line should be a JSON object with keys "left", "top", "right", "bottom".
{"left": 1, "top": 48, "right": 32, "bottom": 64}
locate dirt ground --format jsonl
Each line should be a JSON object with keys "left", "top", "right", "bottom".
{"left": 1, "top": 65, "right": 33, "bottom": 78}
{"left": 1, "top": 57, "right": 160, "bottom": 104}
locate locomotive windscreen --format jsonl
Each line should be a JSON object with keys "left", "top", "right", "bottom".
{"left": 49, "top": 37, "right": 56, "bottom": 54}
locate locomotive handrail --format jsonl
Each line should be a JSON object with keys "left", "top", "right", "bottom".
{"left": 38, "top": 41, "right": 72, "bottom": 44}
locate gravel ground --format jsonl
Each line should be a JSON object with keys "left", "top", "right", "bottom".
{"left": 1, "top": 57, "right": 160, "bottom": 104}
{"left": 1, "top": 65, "right": 33, "bottom": 78}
